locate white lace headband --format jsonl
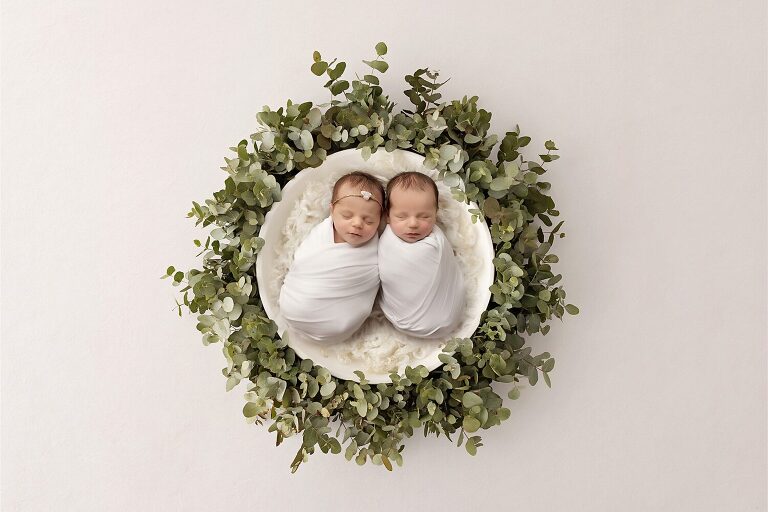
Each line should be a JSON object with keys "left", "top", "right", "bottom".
{"left": 331, "top": 190, "right": 383, "bottom": 210}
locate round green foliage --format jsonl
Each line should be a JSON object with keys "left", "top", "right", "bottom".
{"left": 165, "top": 42, "right": 578, "bottom": 472}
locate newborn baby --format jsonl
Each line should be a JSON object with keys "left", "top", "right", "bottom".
{"left": 378, "top": 171, "right": 466, "bottom": 339}
{"left": 278, "top": 171, "right": 384, "bottom": 343}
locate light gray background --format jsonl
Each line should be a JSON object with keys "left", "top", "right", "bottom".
{"left": 2, "top": 1, "right": 766, "bottom": 511}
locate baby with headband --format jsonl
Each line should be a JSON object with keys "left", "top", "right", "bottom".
{"left": 377, "top": 171, "right": 466, "bottom": 339}
{"left": 279, "top": 171, "right": 385, "bottom": 343}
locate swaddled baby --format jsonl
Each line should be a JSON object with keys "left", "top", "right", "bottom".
{"left": 378, "top": 172, "right": 466, "bottom": 339}
{"left": 278, "top": 171, "right": 385, "bottom": 343}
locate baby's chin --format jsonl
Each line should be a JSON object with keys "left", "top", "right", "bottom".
{"left": 347, "top": 238, "right": 373, "bottom": 246}
{"left": 342, "top": 233, "right": 375, "bottom": 246}
{"left": 394, "top": 231, "right": 431, "bottom": 243}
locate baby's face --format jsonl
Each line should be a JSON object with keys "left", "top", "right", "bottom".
{"left": 330, "top": 182, "right": 382, "bottom": 246}
{"left": 387, "top": 186, "right": 437, "bottom": 243}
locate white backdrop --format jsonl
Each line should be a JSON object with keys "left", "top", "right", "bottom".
{"left": 2, "top": 1, "right": 766, "bottom": 510}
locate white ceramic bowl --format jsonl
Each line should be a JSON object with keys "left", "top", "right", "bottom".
{"left": 256, "top": 149, "right": 494, "bottom": 383}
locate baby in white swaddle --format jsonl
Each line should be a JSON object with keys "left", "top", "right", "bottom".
{"left": 378, "top": 172, "right": 466, "bottom": 339}
{"left": 278, "top": 172, "right": 385, "bottom": 343}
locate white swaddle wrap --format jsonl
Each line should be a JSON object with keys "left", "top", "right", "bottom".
{"left": 278, "top": 216, "right": 380, "bottom": 343}
{"left": 378, "top": 224, "right": 466, "bottom": 339}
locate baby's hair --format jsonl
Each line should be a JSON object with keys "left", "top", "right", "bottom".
{"left": 385, "top": 171, "right": 439, "bottom": 211}
{"left": 332, "top": 171, "right": 385, "bottom": 208}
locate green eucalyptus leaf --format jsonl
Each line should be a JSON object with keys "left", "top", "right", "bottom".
{"left": 465, "top": 436, "right": 477, "bottom": 455}
{"left": 463, "top": 416, "right": 481, "bottom": 433}
{"left": 462, "top": 392, "right": 483, "bottom": 408}
{"left": 320, "top": 381, "right": 336, "bottom": 397}
{"left": 490, "top": 176, "right": 512, "bottom": 191}
{"left": 328, "top": 62, "right": 346, "bottom": 80}
{"left": 364, "top": 60, "right": 388, "bottom": 73}
{"left": 330, "top": 80, "right": 349, "bottom": 96}
{"left": 311, "top": 61, "right": 328, "bottom": 76}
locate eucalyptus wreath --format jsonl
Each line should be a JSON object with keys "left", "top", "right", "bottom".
{"left": 166, "top": 42, "right": 579, "bottom": 472}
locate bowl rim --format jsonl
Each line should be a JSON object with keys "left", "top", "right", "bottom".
{"left": 256, "top": 148, "right": 494, "bottom": 383}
